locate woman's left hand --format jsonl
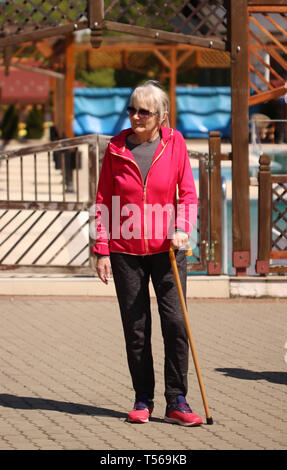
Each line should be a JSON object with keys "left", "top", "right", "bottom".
{"left": 170, "top": 231, "right": 189, "bottom": 250}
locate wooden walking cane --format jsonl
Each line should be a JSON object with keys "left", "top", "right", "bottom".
{"left": 169, "top": 244, "right": 213, "bottom": 425}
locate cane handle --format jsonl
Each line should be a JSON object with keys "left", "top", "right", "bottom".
{"left": 169, "top": 241, "right": 193, "bottom": 257}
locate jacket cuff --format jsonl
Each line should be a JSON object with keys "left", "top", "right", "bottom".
{"left": 93, "top": 242, "right": 110, "bottom": 257}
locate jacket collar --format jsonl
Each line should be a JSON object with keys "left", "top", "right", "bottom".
{"left": 109, "top": 127, "right": 173, "bottom": 154}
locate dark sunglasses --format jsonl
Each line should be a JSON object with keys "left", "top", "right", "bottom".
{"left": 127, "top": 106, "right": 158, "bottom": 118}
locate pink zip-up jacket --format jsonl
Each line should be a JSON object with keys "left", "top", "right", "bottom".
{"left": 93, "top": 126, "right": 198, "bottom": 256}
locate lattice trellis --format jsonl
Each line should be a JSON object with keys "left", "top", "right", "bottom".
{"left": 0, "top": 0, "right": 228, "bottom": 50}
{"left": 256, "top": 155, "right": 287, "bottom": 275}
{"left": 186, "top": 209, "right": 205, "bottom": 273}
{"left": 271, "top": 182, "right": 287, "bottom": 253}
{"left": 104, "top": 0, "right": 228, "bottom": 39}
{"left": 0, "top": 0, "right": 88, "bottom": 33}
{"left": 81, "top": 44, "right": 230, "bottom": 73}
{"left": 0, "top": 0, "right": 89, "bottom": 49}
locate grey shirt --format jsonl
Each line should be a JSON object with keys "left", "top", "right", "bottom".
{"left": 126, "top": 135, "right": 161, "bottom": 183}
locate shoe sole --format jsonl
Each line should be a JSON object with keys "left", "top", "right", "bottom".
{"left": 128, "top": 417, "right": 149, "bottom": 423}
{"left": 164, "top": 416, "right": 202, "bottom": 427}
{"left": 128, "top": 409, "right": 153, "bottom": 424}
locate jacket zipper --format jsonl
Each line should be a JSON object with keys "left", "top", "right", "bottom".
{"left": 110, "top": 150, "right": 147, "bottom": 253}
{"left": 143, "top": 183, "right": 149, "bottom": 254}
{"left": 111, "top": 141, "right": 169, "bottom": 255}
{"left": 143, "top": 141, "right": 169, "bottom": 253}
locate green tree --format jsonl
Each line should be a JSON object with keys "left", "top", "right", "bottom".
{"left": 77, "top": 69, "right": 116, "bottom": 88}
{"left": 105, "top": 0, "right": 183, "bottom": 31}
{"left": 1, "top": 105, "right": 19, "bottom": 140}
{"left": 26, "top": 105, "right": 44, "bottom": 139}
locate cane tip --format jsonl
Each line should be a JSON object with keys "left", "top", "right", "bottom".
{"left": 206, "top": 416, "right": 213, "bottom": 425}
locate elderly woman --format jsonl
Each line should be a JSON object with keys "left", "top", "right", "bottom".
{"left": 94, "top": 81, "right": 202, "bottom": 426}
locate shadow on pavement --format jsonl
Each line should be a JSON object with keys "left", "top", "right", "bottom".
{"left": 0, "top": 394, "right": 166, "bottom": 423}
{"left": 216, "top": 368, "right": 287, "bottom": 385}
{"left": 0, "top": 394, "right": 127, "bottom": 418}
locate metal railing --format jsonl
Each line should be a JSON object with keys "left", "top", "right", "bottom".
{"left": 0, "top": 134, "right": 109, "bottom": 272}
{"left": 0, "top": 132, "right": 222, "bottom": 275}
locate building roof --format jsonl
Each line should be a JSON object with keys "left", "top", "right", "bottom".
{"left": 0, "top": 66, "right": 50, "bottom": 104}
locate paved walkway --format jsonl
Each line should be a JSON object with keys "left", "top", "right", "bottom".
{"left": 0, "top": 296, "right": 286, "bottom": 451}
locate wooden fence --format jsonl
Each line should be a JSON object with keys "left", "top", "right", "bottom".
{"left": 256, "top": 154, "right": 287, "bottom": 275}
{"left": 4, "top": 133, "right": 285, "bottom": 277}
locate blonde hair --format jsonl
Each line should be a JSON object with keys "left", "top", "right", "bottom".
{"left": 130, "top": 81, "right": 170, "bottom": 125}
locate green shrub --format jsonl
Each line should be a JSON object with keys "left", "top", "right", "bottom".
{"left": 26, "top": 105, "right": 44, "bottom": 139}
{"left": 1, "top": 105, "right": 19, "bottom": 140}
{"left": 77, "top": 69, "right": 116, "bottom": 88}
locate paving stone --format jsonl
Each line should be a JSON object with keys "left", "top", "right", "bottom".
{"left": 0, "top": 297, "right": 286, "bottom": 451}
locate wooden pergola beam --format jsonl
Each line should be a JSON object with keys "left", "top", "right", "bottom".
{"left": 64, "top": 33, "right": 75, "bottom": 138}
{"left": 51, "top": 34, "right": 75, "bottom": 140}
{"left": 0, "top": 23, "right": 87, "bottom": 48}
{"left": 102, "top": 20, "right": 226, "bottom": 51}
{"left": 250, "top": 48, "right": 286, "bottom": 84}
{"left": 169, "top": 45, "right": 177, "bottom": 129}
{"left": 229, "top": 0, "right": 251, "bottom": 275}
{"left": 249, "top": 15, "right": 287, "bottom": 54}
{"left": 12, "top": 63, "right": 64, "bottom": 80}
{"left": 249, "top": 84, "right": 287, "bottom": 106}
{"left": 248, "top": 5, "right": 287, "bottom": 12}
{"left": 248, "top": 0, "right": 287, "bottom": 7}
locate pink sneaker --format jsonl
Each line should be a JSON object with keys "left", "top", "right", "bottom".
{"left": 128, "top": 399, "right": 154, "bottom": 423}
{"left": 164, "top": 396, "right": 203, "bottom": 426}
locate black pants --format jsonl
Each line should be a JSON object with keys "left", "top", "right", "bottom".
{"left": 110, "top": 250, "right": 189, "bottom": 404}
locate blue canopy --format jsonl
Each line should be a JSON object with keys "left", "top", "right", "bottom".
{"left": 74, "top": 87, "right": 131, "bottom": 136}
{"left": 176, "top": 86, "right": 231, "bottom": 138}
{"left": 74, "top": 86, "right": 232, "bottom": 138}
